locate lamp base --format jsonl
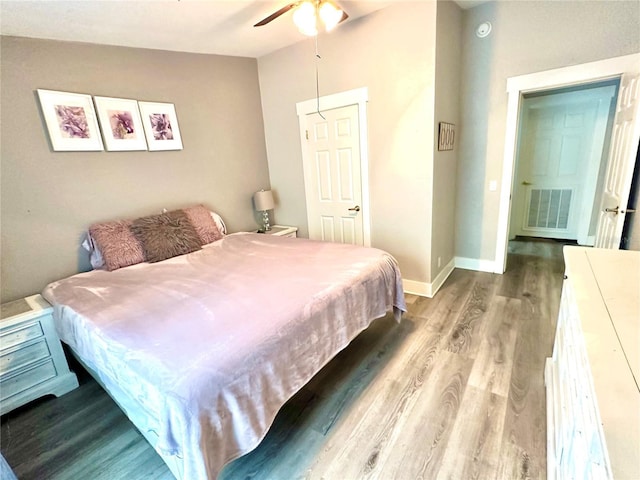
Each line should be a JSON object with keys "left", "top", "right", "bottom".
{"left": 262, "top": 210, "right": 271, "bottom": 231}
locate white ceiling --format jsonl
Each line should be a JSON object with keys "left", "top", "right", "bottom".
{"left": 0, "top": 1, "right": 400, "bottom": 58}
{"left": 0, "top": 1, "right": 484, "bottom": 58}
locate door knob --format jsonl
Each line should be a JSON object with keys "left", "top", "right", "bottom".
{"left": 522, "top": 180, "right": 533, "bottom": 186}
{"left": 604, "top": 206, "right": 619, "bottom": 214}
{"left": 348, "top": 205, "right": 361, "bottom": 212}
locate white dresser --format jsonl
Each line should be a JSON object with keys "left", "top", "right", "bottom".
{"left": 546, "top": 246, "right": 639, "bottom": 479}
{"left": 1, "top": 294, "right": 78, "bottom": 415}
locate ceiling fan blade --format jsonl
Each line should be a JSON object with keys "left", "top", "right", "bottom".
{"left": 254, "top": 3, "right": 298, "bottom": 27}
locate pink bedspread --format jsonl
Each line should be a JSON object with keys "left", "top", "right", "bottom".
{"left": 43, "top": 233, "right": 406, "bottom": 479}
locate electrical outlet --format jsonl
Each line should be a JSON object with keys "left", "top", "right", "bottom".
{"left": 438, "top": 256, "right": 442, "bottom": 268}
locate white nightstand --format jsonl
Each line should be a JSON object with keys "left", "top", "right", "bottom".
{"left": 257, "top": 225, "right": 298, "bottom": 238}
{"left": 0, "top": 294, "right": 79, "bottom": 415}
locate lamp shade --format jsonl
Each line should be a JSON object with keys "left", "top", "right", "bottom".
{"left": 319, "top": 1, "right": 343, "bottom": 31}
{"left": 253, "top": 189, "right": 275, "bottom": 211}
{"left": 293, "top": 1, "right": 317, "bottom": 36}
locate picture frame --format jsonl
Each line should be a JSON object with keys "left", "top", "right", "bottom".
{"left": 94, "top": 96, "right": 147, "bottom": 151}
{"left": 138, "top": 101, "right": 183, "bottom": 151}
{"left": 37, "top": 89, "right": 104, "bottom": 151}
{"left": 438, "top": 122, "right": 456, "bottom": 151}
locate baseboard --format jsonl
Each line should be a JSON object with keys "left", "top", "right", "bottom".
{"left": 430, "top": 258, "right": 455, "bottom": 296}
{"left": 403, "top": 258, "right": 455, "bottom": 298}
{"left": 403, "top": 279, "right": 430, "bottom": 297}
{"left": 454, "top": 256, "right": 497, "bottom": 273}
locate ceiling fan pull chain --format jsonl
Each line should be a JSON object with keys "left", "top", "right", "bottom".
{"left": 315, "top": 34, "right": 326, "bottom": 120}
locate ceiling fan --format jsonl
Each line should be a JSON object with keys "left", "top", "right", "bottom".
{"left": 254, "top": 1, "right": 349, "bottom": 36}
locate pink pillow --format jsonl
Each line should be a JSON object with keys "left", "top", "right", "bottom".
{"left": 182, "top": 205, "right": 223, "bottom": 244}
{"left": 88, "top": 220, "right": 145, "bottom": 271}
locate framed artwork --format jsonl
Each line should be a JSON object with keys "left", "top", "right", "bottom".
{"left": 94, "top": 96, "right": 147, "bottom": 151}
{"left": 438, "top": 122, "right": 456, "bottom": 151}
{"left": 138, "top": 101, "right": 183, "bottom": 151}
{"left": 37, "top": 89, "right": 103, "bottom": 151}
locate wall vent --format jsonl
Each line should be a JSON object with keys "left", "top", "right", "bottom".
{"left": 527, "top": 188, "right": 572, "bottom": 229}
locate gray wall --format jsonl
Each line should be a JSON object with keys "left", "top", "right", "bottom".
{"left": 258, "top": 2, "right": 438, "bottom": 285}
{"left": 433, "top": 0, "right": 462, "bottom": 278}
{"left": 456, "top": 0, "right": 640, "bottom": 263}
{"left": 1, "top": 36, "right": 270, "bottom": 302}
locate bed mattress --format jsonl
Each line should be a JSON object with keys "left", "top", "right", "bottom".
{"left": 43, "top": 233, "right": 406, "bottom": 479}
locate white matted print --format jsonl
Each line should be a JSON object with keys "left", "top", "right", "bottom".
{"left": 138, "top": 101, "right": 183, "bottom": 151}
{"left": 94, "top": 96, "right": 147, "bottom": 151}
{"left": 37, "top": 89, "right": 103, "bottom": 151}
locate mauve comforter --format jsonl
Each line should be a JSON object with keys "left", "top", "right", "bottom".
{"left": 42, "top": 233, "right": 406, "bottom": 479}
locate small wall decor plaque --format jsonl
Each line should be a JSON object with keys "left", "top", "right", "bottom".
{"left": 438, "top": 122, "right": 455, "bottom": 151}
{"left": 37, "top": 89, "right": 104, "bottom": 151}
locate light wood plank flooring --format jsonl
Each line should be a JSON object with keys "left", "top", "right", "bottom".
{"left": 0, "top": 238, "right": 566, "bottom": 479}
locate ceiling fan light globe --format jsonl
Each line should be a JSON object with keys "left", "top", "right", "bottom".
{"left": 298, "top": 23, "right": 318, "bottom": 36}
{"left": 319, "top": 1, "right": 343, "bottom": 31}
{"left": 293, "top": 1, "right": 318, "bottom": 36}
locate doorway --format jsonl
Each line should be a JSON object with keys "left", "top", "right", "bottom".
{"left": 509, "top": 82, "right": 618, "bottom": 245}
{"left": 494, "top": 54, "right": 640, "bottom": 273}
{"left": 296, "top": 87, "right": 371, "bottom": 246}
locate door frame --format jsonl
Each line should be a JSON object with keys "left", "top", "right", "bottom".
{"left": 510, "top": 85, "right": 617, "bottom": 244}
{"left": 495, "top": 53, "right": 640, "bottom": 273}
{"left": 296, "top": 87, "right": 371, "bottom": 246}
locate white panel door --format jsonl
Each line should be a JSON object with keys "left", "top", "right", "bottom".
{"left": 302, "top": 104, "right": 363, "bottom": 245}
{"left": 595, "top": 74, "right": 640, "bottom": 248}
{"left": 512, "top": 86, "right": 615, "bottom": 242}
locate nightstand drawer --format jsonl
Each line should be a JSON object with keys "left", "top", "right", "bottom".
{"left": 1, "top": 295, "right": 78, "bottom": 415}
{"left": 1, "top": 321, "right": 44, "bottom": 351}
{"left": 257, "top": 225, "right": 298, "bottom": 237}
{"left": 1, "top": 359, "right": 57, "bottom": 400}
{"left": 0, "top": 339, "right": 50, "bottom": 375}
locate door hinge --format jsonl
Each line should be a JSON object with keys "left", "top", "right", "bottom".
{"left": 305, "top": 130, "right": 309, "bottom": 140}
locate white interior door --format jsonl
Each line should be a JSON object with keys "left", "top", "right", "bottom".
{"left": 511, "top": 86, "right": 615, "bottom": 243}
{"left": 595, "top": 74, "right": 640, "bottom": 248}
{"left": 301, "top": 104, "right": 363, "bottom": 245}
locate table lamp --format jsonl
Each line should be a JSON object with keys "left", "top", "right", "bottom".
{"left": 253, "top": 189, "right": 275, "bottom": 232}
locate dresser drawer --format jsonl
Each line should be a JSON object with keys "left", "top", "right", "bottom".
{"left": 0, "top": 359, "right": 57, "bottom": 400}
{"left": 0, "top": 339, "right": 50, "bottom": 375}
{"left": 1, "top": 321, "right": 44, "bottom": 351}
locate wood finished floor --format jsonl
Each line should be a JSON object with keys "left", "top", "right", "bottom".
{"left": 0, "top": 238, "right": 565, "bottom": 480}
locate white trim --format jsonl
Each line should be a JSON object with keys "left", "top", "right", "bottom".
{"left": 403, "top": 258, "right": 455, "bottom": 298}
{"left": 495, "top": 54, "right": 640, "bottom": 273}
{"left": 430, "top": 258, "right": 455, "bottom": 297}
{"left": 296, "top": 87, "right": 371, "bottom": 246}
{"left": 296, "top": 87, "right": 368, "bottom": 115}
{"left": 505, "top": 54, "right": 640, "bottom": 93}
{"left": 403, "top": 279, "right": 430, "bottom": 297}
{"left": 455, "top": 256, "right": 496, "bottom": 273}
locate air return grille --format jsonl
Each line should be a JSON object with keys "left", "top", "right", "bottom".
{"left": 527, "top": 189, "right": 572, "bottom": 229}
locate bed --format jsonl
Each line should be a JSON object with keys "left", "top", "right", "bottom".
{"left": 42, "top": 222, "right": 406, "bottom": 479}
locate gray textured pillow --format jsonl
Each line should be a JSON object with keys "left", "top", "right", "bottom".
{"left": 130, "top": 210, "right": 202, "bottom": 263}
